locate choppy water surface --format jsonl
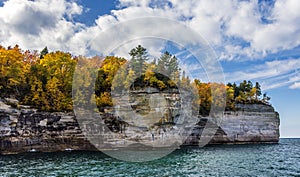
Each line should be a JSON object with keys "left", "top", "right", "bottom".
{"left": 1, "top": 138, "right": 299, "bottom": 176}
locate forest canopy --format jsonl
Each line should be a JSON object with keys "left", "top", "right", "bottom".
{"left": 0, "top": 45, "right": 271, "bottom": 114}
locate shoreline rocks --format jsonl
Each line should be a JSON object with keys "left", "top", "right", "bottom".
{"left": 0, "top": 99, "right": 279, "bottom": 155}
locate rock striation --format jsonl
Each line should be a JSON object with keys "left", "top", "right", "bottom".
{"left": 185, "top": 103, "right": 280, "bottom": 145}
{"left": 0, "top": 99, "right": 96, "bottom": 154}
{"left": 0, "top": 97, "right": 280, "bottom": 155}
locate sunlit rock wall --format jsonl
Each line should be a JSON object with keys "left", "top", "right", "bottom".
{"left": 0, "top": 98, "right": 280, "bottom": 155}
{"left": 210, "top": 104, "right": 280, "bottom": 144}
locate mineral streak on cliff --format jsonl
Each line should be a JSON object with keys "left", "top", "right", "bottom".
{"left": 0, "top": 99, "right": 96, "bottom": 154}
{"left": 0, "top": 97, "right": 279, "bottom": 155}
{"left": 185, "top": 103, "right": 280, "bottom": 145}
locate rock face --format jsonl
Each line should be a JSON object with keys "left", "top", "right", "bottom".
{"left": 185, "top": 103, "right": 280, "bottom": 145}
{"left": 213, "top": 103, "right": 280, "bottom": 143}
{"left": 0, "top": 98, "right": 280, "bottom": 155}
{"left": 0, "top": 99, "right": 96, "bottom": 154}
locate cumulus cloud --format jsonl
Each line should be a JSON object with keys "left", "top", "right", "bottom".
{"left": 251, "top": 1, "right": 300, "bottom": 52}
{"left": 1, "top": 0, "right": 299, "bottom": 58}
{"left": 114, "top": 0, "right": 300, "bottom": 60}
{"left": 0, "top": 0, "right": 85, "bottom": 53}
{"left": 0, "top": 0, "right": 299, "bottom": 89}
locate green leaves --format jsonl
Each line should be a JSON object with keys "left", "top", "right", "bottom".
{"left": 0, "top": 44, "right": 270, "bottom": 113}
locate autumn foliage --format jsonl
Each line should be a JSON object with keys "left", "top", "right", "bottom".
{"left": 0, "top": 45, "right": 270, "bottom": 114}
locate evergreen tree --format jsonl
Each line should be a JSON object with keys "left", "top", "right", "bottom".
{"left": 232, "top": 82, "right": 239, "bottom": 98}
{"left": 157, "top": 51, "right": 180, "bottom": 80}
{"left": 255, "top": 82, "right": 262, "bottom": 100}
{"left": 40, "top": 46, "right": 48, "bottom": 59}
{"left": 262, "top": 92, "right": 271, "bottom": 103}
{"left": 129, "top": 45, "right": 148, "bottom": 77}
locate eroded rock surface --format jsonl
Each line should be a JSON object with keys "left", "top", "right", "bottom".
{"left": 0, "top": 97, "right": 280, "bottom": 154}
{"left": 0, "top": 99, "right": 96, "bottom": 154}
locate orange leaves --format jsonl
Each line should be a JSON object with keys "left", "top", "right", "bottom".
{"left": 0, "top": 44, "right": 268, "bottom": 113}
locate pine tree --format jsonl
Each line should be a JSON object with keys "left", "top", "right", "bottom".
{"left": 255, "top": 82, "right": 262, "bottom": 100}
{"left": 157, "top": 51, "right": 180, "bottom": 81}
{"left": 129, "top": 45, "right": 148, "bottom": 77}
{"left": 40, "top": 46, "right": 48, "bottom": 59}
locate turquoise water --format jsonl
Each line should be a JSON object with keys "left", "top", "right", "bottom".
{"left": 1, "top": 139, "right": 299, "bottom": 176}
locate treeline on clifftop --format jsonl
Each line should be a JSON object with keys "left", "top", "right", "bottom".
{"left": 0, "top": 45, "right": 271, "bottom": 115}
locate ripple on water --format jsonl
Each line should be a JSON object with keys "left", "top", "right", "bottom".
{"left": 0, "top": 139, "right": 299, "bottom": 176}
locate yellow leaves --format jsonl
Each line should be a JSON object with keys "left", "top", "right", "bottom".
{"left": 250, "top": 87, "right": 257, "bottom": 99}
{"left": 34, "top": 51, "right": 77, "bottom": 111}
{"left": 0, "top": 45, "right": 30, "bottom": 97}
{"left": 226, "top": 86, "right": 234, "bottom": 99}
{"left": 96, "top": 92, "right": 113, "bottom": 108}
{"left": 8, "top": 78, "right": 20, "bottom": 85}
{"left": 40, "top": 51, "right": 76, "bottom": 78}
{"left": 45, "top": 77, "right": 68, "bottom": 111}
{"left": 24, "top": 78, "right": 49, "bottom": 111}
{"left": 0, "top": 44, "right": 267, "bottom": 113}
{"left": 236, "top": 91, "right": 247, "bottom": 102}
{"left": 157, "top": 80, "right": 166, "bottom": 90}
{"left": 21, "top": 50, "right": 78, "bottom": 111}
{"left": 124, "top": 69, "right": 136, "bottom": 89}
{"left": 167, "top": 80, "right": 176, "bottom": 87}
{"left": 144, "top": 67, "right": 155, "bottom": 82}
{"left": 102, "top": 56, "right": 126, "bottom": 74}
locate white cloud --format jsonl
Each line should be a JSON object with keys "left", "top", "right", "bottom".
{"left": 252, "top": 0, "right": 300, "bottom": 53}
{"left": 171, "top": 0, "right": 300, "bottom": 59}
{"left": 0, "top": 0, "right": 300, "bottom": 89}
{"left": 289, "top": 82, "right": 300, "bottom": 89}
{"left": 225, "top": 1, "right": 261, "bottom": 41}
{"left": 109, "top": 38, "right": 166, "bottom": 59}
{"left": 0, "top": 0, "right": 85, "bottom": 53}
{"left": 118, "top": 0, "right": 151, "bottom": 7}
{"left": 225, "top": 58, "right": 300, "bottom": 90}
{"left": 1, "top": 0, "right": 299, "bottom": 60}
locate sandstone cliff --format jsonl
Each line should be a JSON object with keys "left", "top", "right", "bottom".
{"left": 0, "top": 98, "right": 280, "bottom": 155}
{"left": 185, "top": 103, "right": 280, "bottom": 145}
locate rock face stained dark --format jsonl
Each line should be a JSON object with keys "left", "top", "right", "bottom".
{"left": 0, "top": 99, "right": 279, "bottom": 155}
{"left": 0, "top": 100, "right": 97, "bottom": 154}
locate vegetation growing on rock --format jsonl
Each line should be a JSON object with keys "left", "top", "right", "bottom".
{"left": 0, "top": 45, "right": 270, "bottom": 115}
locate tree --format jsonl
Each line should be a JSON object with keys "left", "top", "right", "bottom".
{"left": 157, "top": 51, "right": 180, "bottom": 85}
{"left": 1, "top": 44, "right": 272, "bottom": 113}
{"left": 72, "top": 56, "right": 102, "bottom": 108}
{"left": 249, "top": 87, "right": 257, "bottom": 102}
{"left": 236, "top": 91, "right": 247, "bottom": 103}
{"left": 96, "top": 92, "right": 113, "bottom": 111}
{"left": 255, "top": 82, "right": 262, "bottom": 100}
{"left": 180, "top": 71, "right": 191, "bottom": 90}
{"left": 262, "top": 92, "right": 271, "bottom": 103}
{"left": 129, "top": 45, "right": 148, "bottom": 77}
{"left": 247, "top": 80, "right": 253, "bottom": 92}
{"left": 232, "top": 82, "right": 239, "bottom": 99}
{"left": 33, "top": 51, "right": 77, "bottom": 111}
{"left": 124, "top": 69, "right": 136, "bottom": 89}
{"left": 0, "top": 45, "right": 29, "bottom": 99}
{"left": 40, "top": 46, "right": 48, "bottom": 59}
{"left": 238, "top": 80, "right": 252, "bottom": 93}
{"left": 144, "top": 63, "right": 157, "bottom": 87}
{"left": 226, "top": 85, "right": 235, "bottom": 110}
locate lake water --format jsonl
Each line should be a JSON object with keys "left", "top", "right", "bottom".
{"left": 0, "top": 138, "right": 299, "bottom": 176}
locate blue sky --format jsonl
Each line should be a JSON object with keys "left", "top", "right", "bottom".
{"left": 0, "top": 0, "right": 299, "bottom": 137}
